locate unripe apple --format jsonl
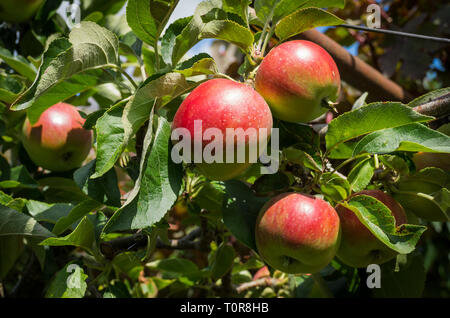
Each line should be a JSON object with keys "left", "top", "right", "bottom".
{"left": 255, "top": 40, "right": 340, "bottom": 123}
{"left": 171, "top": 79, "right": 273, "bottom": 181}
{"left": 336, "top": 190, "right": 407, "bottom": 268}
{"left": 21, "top": 102, "right": 93, "bottom": 172}
{"left": 0, "top": 0, "right": 44, "bottom": 23}
{"left": 255, "top": 193, "right": 340, "bottom": 274}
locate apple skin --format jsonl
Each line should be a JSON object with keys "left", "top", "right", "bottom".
{"left": 171, "top": 79, "right": 273, "bottom": 181}
{"left": 255, "top": 193, "right": 341, "bottom": 274}
{"left": 336, "top": 190, "right": 408, "bottom": 268}
{"left": 255, "top": 40, "right": 340, "bottom": 123}
{"left": 0, "top": 0, "right": 44, "bottom": 23}
{"left": 21, "top": 102, "right": 93, "bottom": 172}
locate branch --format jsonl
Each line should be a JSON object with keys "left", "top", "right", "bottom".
{"left": 413, "top": 93, "right": 450, "bottom": 117}
{"left": 235, "top": 277, "right": 286, "bottom": 294}
{"left": 100, "top": 228, "right": 203, "bottom": 259}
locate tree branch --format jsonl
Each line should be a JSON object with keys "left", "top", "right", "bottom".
{"left": 413, "top": 93, "right": 450, "bottom": 117}
{"left": 235, "top": 277, "right": 286, "bottom": 294}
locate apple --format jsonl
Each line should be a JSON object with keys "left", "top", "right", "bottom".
{"left": 0, "top": 0, "right": 44, "bottom": 23}
{"left": 336, "top": 190, "right": 407, "bottom": 268}
{"left": 171, "top": 78, "right": 273, "bottom": 181}
{"left": 21, "top": 102, "right": 93, "bottom": 172}
{"left": 255, "top": 192, "right": 340, "bottom": 274}
{"left": 255, "top": 40, "right": 340, "bottom": 123}
{"left": 252, "top": 266, "right": 270, "bottom": 280}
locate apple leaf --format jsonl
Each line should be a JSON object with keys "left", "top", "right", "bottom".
{"left": 347, "top": 157, "right": 375, "bottom": 193}
{"left": 222, "top": 180, "right": 269, "bottom": 251}
{"left": 45, "top": 262, "right": 88, "bottom": 298}
{"left": 342, "top": 195, "right": 427, "bottom": 255}
{"left": 175, "top": 54, "right": 218, "bottom": 77}
{"left": 326, "top": 102, "right": 433, "bottom": 152}
{"left": 0, "top": 74, "right": 25, "bottom": 104}
{"left": 26, "top": 200, "right": 74, "bottom": 224}
{"left": 11, "top": 22, "right": 119, "bottom": 114}
{"left": 283, "top": 147, "right": 322, "bottom": 171}
{"left": 353, "top": 123, "right": 450, "bottom": 155}
{"left": 104, "top": 116, "right": 183, "bottom": 232}
{"left": 273, "top": 0, "right": 346, "bottom": 24}
{"left": 0, "top": 204, "right": 54, "bottom": 239}
{"left": 92, "top": 100, "right": 126, "bottom": 179}
{"left": 199, "top": 20, "right": 254, "bottom": 52}
{"left": 320, "top": 172, "right": 351, "bottom": 202}
{"left": 0, "top": 47, "right": 37, "bottom": 81}
{"left": 210, "top": 242, "right": 236, "bottom": 280}
{"left": 275, "top": 7, "right": 343, "bottom": 42}
{"left": 146, "top": 258, "right": 204, "bottom": 282}
{"left": 0, "top": 235, "right": 24, "bottom": 279}
{"left": 161, "top": 16, "right": 193, "bottom": 66}
{"left": 0, "top": 190, "right": 27, "bottom": 212}
{"left": 374, "top": 253, "right": 426, "bottom": 298}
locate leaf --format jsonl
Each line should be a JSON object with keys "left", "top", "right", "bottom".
{"left": 26, "top": 200, "right": 74, "bottom": 224}
{"left": 126, "top": 0, "right": 177, "bottom": 47}
{"left": 251, "top": 171, "right": 291, "bottom": 196}
{"left": 38, "top": 177, "right": 89, "bottom": 203}
{"left": 175, "top": 54, "right": 218, "bottom": 77}
{"left": 374, "top": 253, "right": 426, "bottom": 298}
{"left": 104, "top": 116, "right": 183, "bottom": 232}
{"left": 326, "top": 102, "right": 433, "bottom": 152}
{"left": 0, "top": 47, "right": 37, "bottom": 81}
{"left": 52, "top": 200, "right": 102, "bottom": 236}
{"left": 0, "top": 165, "right": 38, "bottom": 190}
{"left": 254, "top": 0, "right": 278, "bottom": 23}
{"left": 199, "top": 20, "right": 254, "bottom": 51}
{"left": 0, "top": 236, "right": 24, "bottom": 279}
{"left": 320, "top": 172, "right": 350, "bottom": 202}
{"left": 0, "top": 204, "right": 54, "bottom": 239}
{"left": 40, "top": 216, "right": 96, "bottom": 254}
{"left": 211, "top": 243, "right": 235, "bottom": 280}
{"left": 342, "top": 195, "right": 427, "bottom": 254}
{"left": 146, "top": 258, "right": 201, "bottom": 280}
{"left": 12, "top": 22, "right": 119, "bottom": 113}
{"left": 273, "top": 0, "right": 346, "bottom": 23}
{"left": 222, "top": 180, "right": 269, "bottom": 251}
{"left": 0, "top": 74, "right": 25, "bottom": 104}
{"left": 347, "top": 157, "right": 375, "bottom": 193}
{"left": 283, "top": 147, "right": 322, "bottom": 171}
{"left": 352, "top": 92, "right": 369, "bottom": 110}
{"left": 92, "top": 101, "right": 126, "bottom": 178}
{"left": 161, "top": 16, "right": 193, "bottom": 66}
{"left": 45, "top": 262, "right": 88, "bottom": 298}
{"left": 74, "top": 160, "right": 121, "bottom": 206}
{"left": 353, "top": 123, "right": 450, "bottom": 155}
{"left": 275, "top": 7, "right": 343, "bottom": 41}
{"left": 0, "top": 190, "right": 27, "bottom": 212}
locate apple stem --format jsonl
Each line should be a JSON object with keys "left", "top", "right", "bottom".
{"left": 311, "top": 273, "right": 334, "bottom": 298}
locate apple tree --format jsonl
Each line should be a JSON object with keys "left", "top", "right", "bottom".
{"left": 0, "top": 0, "right": 449, "bottom": 298}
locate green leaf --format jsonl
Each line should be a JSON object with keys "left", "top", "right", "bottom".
{"left": 161, "top": 16, "right": 193, "bottom": 66}
{"left": 0, "top": 204, "right": 54, "bottom": 239}
{"left": 146, "top": 257, "right": 201, "bottom": 280}
{"left": 251, "top": 171, "right": 290, "bottom": 196}
{"left": 175, "top": 54, "right": 218, "bottom": 77}
{"left": 0, "top": 165, "right": 38, "bottom": 190}
{"left": 40, "top": 216, "right": 96, "bottom": 254}
{"left": 275, "top": 7, "right": 343, "bottom": 41}
{"left": 0, "top": 47, "right": 37, "bottom": 81}
{"left": 26, "top": 200, "right": 74, "bottom": 224}
{"left": 0, "top": 74, "right": 25, "bottom": 104}
{"left": 353, "top": 123, "right": 450, "bottom": 155}
{"left": 0, "top": 190, "right": 27, "bottom": 212}
{"left": 52, "top": 199, "right": 102, "bottom": 236}
{"left": 12, "top": 22, "right": 119, "bottom": 113}
{"left": 374, "top": 253, "right": 426, "bottom": 298}
{"left": 45, "top": 262, "right": 88, "bottom": 298}
{"left": 283, "top": 147, "right": 322, "bottom": 171}
{"left": 104, "top": 116, "right": 183, "bottom": 232}
{"left": 126, "top": 0, "right": 178, "bottom": 47}
{"left": 199, "top": 20, "right": 254, "bottom": 51}
{"left": 211, "top": 243, "right": 235, "bottom": 279}
{"left": 254, "top": 0, "right": 278, "bottom": 23}
{"left": 222, "top": 180, "right": 269, "bottom": 251}
{"left": 326, "top": 102, "right": 433, "bottom": 152}
{"left": 347, "top": 157, "right": 375, "bottom": 193}
{"left": 320, "top": 172, "right": 350, "bottom": 202}
{"left": 273, "top": 0, "right": 346, "bottom": 23}
{"left": 0, "top": 236, "right": 24, "bottom": 279}
{"left": 342, "top": 195, "right": 427, "bottom": 254}
{"left": 222, "top": 0, "right": 251, "bottom": 25}
{"left": 38, "top": 177, "right": 89, "bottom": 203}
{"left": 92, "top": 101, "right": 126, "bottom": 178}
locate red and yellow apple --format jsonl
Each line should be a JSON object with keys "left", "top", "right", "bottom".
{"left": 255, "top": 192, "right": 341, "bottom": 274}
{"left": 171, "top": 78, "right": 273, "bottom": 181}
{"left": 336, "top": 190, "right": 407, "bottom": 268}
{"left": 255, "top": 40, "right": 341, "bottom": 123}
{"left": 21, "top": 102, "right": 93, "bottom": 172}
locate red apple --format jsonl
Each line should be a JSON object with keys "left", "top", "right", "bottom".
{"left": 21, "top": 102, "right": 93, "bottom": 172}
{"left": 171, "top": 78, "right": 273, "bottom": 181}
{"left": 255, "top": 193, "right": 341, "bottom": 274}
{"left": 0, "top": 0, "right": 44, "bottom": 23}
{"left": 255, "top": 40, "right": 340, "bottom": 123}
{"left": 336, "top": 190, "right": 407, "bottom": 268}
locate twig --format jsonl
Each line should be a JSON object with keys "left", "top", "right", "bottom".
{"left": 413, "top": 93, "right": 450, "bottom": 117}
{"left": 235, "top": 277, "right": 284, "bottom": 294}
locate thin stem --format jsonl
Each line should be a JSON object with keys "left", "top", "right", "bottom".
{"left": 215, "top": 73, "right": 237, "bottom": 81}
{"left": 261, "top": 27, "right": 274, "bottom": 56}
{"left": 116, "top": 66, "right": 138, "bottom": 89}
